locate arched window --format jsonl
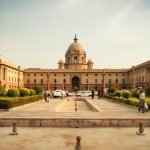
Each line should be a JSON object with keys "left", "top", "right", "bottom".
{"left": 54, "top": 79, "right": 57, "bottom": 83}
{"left": 82, "top": 57, "right": 84, "bottom": 63}
{"left": 63, "top": 79, "right": 66, "bottom": 83}
{"left": 74, "top": 56, "right": 77, "bottom": 63}
{"left": 68, "top": 57, "right": 70, "bottom": 63}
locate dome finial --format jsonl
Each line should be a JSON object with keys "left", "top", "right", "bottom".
{"left": 74, "top": 34, "right": 78, "bottom": 42}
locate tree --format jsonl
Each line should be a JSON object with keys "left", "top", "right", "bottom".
{"left": 0, "top": 85, "right": 6, "bottom": 96}
{"left": 33, "top": 86, "right": 44, "bottom": 94}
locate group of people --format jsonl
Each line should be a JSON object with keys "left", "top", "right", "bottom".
{"left": 44, "top": 91, "right": 53, "bottom": 103}
{"left": 91, "top": 89, "right": 103, "bottom": 99}
{"left": 138, "top": 88, "right": 148, "bottom": 113}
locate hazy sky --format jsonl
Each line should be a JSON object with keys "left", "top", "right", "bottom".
{"left": 0, "top": 0, "right": 150, "bottom": 69}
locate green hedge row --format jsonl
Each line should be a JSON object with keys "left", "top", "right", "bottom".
{"left": 106, "top": 96, "right": 150, "bottom": 108}
{"left": 0, "top": 95, "right": 44, "bottom": 109}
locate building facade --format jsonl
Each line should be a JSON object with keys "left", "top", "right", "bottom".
{"left": 0, "top": 35, "right": 150, "bottom": 91}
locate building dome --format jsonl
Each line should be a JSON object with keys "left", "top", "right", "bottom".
{"left": 66, "top": 34, "right": 85, "bottom": 53}
{"left": 58, "top": 59, "right": 64, "bottom": 64}
{"left": 88, "top": 59, "right": 94, "bottom": 64}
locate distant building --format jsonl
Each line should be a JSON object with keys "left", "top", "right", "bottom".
{"left": 0, "top": 35, "right": 150, "bottom": 91}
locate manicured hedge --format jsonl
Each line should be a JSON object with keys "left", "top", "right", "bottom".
{"left": 7, "top": 89, "right": 20, "bottom": 97}
{"left": 106, "top": 96, "right": 150, "bottom": 108}
{"left": 0, "top": 95, "right": 44, "bottom": 109}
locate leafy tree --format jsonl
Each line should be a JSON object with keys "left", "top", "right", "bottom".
{"left": 131, "top": 89, "right": 139, "bottom": 98}
{"left": 145, "top": 87, "right": 150, "bottom": 97}
{"left": 0, "top": 85, "right": 6, "bottom": 96}
{"left": 107, "top": 87, "right": 117, "bottom": 95}
{"left": 33, "top": 86, "right": 44, "bottom": 94}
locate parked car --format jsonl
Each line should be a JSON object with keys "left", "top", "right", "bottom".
{"left": 53, "top": 90, "right": 66, "bottom": 98}
{"left": 76, "top": 91, "right": 92, "bottom": 97}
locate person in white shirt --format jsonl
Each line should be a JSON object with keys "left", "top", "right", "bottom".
{"left": 138, "top": 88, "right": 145, "bottom": 113}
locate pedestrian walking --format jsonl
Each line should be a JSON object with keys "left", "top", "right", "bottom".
{"left": 91, "top": 89, "right": 94, "bottom": 99}
{"left": 98, "top": 90, "right": 101, "bottom": 99}
{"left": 138, "top": 88, "right": 146, "bottom": 113}
{"left": 44, "top": 91, "right": 48, "bottom": 102}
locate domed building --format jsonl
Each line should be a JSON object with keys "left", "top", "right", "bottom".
{"left": 64, "top": 34, "right": 88, "bottom": 69}
{"left": 0, "top": 35, "right": 150, "bottom": 92}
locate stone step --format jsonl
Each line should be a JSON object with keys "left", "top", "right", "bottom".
{"left": 0, "top": 118, "right": 150, "bottom": 127}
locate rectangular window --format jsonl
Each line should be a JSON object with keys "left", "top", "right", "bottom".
{"left": 34, "top": 79, "right": 36, "bottom": 83}
{"left": 95, "top": 79, "right": 97, "bottom": 83}
{"left": 142, "top": 76, "right": 144, "bottom": 82}
{"left": 41, "top": 79, "right": 43, "bottom": 84}
{"left": 123, "top": 79, "right": 125, "bottom": 84}
{"left": 109, "top": 79, "right": 111, "bottom": 84}
{"left": 86, "top": 79, "right": 88, "bottom": 84}
{"left": 27, "top": 79, "right": 30, "bottom": 83}
{"left": 116, "top": 79, "right": 118, "bottom": 83}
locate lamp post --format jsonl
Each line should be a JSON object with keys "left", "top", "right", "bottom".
{"left": 47, "top": 72, "right": 50, "bottom": 90}
{"left": 18, "top": 66, "right": 20, "bottom": 88}
{"left": 132, "top": 66, "right": 135, "bottom": 89}
{"left": 102, "top": 69, "right": 106, "bottom": 97}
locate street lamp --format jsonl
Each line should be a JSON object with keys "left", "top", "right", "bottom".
{"left": 102, "top": 69, "right": 106, "bottom": 96}
{"left": 47, "top": 72, "right": 50, "bottom": 90}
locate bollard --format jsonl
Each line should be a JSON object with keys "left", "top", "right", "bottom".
{"left": 75, "top": 136, "right": 81, "bottom": 150}
{"left": 75, "top": 101, "right": 77, "bottom": 112}
{"left": 136, "top": 122, "right": 145, "bottom": 135}
{"left": 10, "top": 122, "right": 18, "bottom": 135}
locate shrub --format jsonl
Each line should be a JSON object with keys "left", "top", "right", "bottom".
{"left": 0, "top": 95, "right": 44, "bottom": 109}
{"left": 131, "top": 89, "right": 139, "bottom": 98}
{"left": 145, "top": 87, "right": 150, "bottom": 97}
{"left": 7, "top": 89, "right": 20, "bottom": 97}
{"left": 19, "top": 88, "right": 30, "bottom": 97}
{"left": 107, "top": 87, "right": 117, "bottom": 96}
{"left": 122, "top": 90, "right": 131, "bottom": 99}
{"left": 114, "top": 90, "right": 122, "bottom": 97}
{"left": 33, "top": 86, "right": 44, "bottom": 95}
{"left": 30, "top": 89, "right": 36, "bottom": 96}
{"left": 0, "top": 85, "right": 6, "bottom": 96}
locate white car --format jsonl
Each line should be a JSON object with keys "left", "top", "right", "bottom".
{"left": 76, "top": 91, "right": 92, "bottom": 97}
{"left": 53, "top": 90, "right": 66, "bottom": 98}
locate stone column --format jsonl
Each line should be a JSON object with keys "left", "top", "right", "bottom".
{"left": 18, "top": 66, "right": 20, "bottom": 88}
{"left": 47, "top": 73, "right": 50, "bottom": 90}
{"left": 102, "top": 69, "right": 106, "bottom": 96}
{"left": 132, "top": 66, "right": 135, "bottom": 89}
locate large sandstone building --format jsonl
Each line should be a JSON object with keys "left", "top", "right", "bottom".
{"left": 0, "top": 35, "right": 150, "bottom": 91}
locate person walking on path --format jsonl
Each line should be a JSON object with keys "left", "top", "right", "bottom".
{"left": 98, "top": 90, "right": 101, "bottom": 99}
{"left": 92, "top": 89, "right": 95, "bottom": 99}
{"left": 44, "top": 91, "right": 48, "bottom": 102}
{"left": 138, "top": 88, "right": 146, "bottom": 113}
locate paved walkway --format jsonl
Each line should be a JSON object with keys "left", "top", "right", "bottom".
{"left": 0, "top": 127, "right": 150, "bottom": 150}
{"left": 0, "top": 97, "right": 150, "bottom": 118}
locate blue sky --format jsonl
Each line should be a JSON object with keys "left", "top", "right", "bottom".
{"left": 0, "top": 0, "right": 150, "bottom": 69}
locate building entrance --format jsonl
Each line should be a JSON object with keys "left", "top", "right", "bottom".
{"left": 72, "top": 76, "right": 80, "bottom": 91}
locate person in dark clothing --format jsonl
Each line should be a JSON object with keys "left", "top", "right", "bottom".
{"left": 44, "top": 91, "right": 48, "bottom": 102}
{"left": 92, "top": 89, "right": 94, "bottom": 99}
{"left": 98, "top": 90, "right": 101, "bottom": 99}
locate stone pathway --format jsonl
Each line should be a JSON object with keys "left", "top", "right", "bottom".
{"left": 0, "top": 127, "right": 150, "bottom": 150}
{"left": 0, "top": 97, "right": 150, "bottom": 118}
